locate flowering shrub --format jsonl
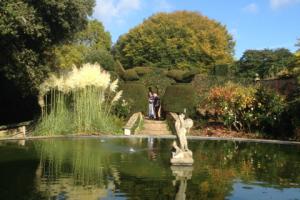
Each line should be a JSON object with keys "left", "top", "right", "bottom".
{"left": 206, "top": 82, "right": 286, "bottom": 132}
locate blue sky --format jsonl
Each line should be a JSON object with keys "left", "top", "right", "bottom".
{"left": 92, "top": 0, "right": 300, "bottom": 58}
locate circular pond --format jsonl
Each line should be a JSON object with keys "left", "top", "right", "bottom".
{"left": 0, "top": 138, "right": 299, "bottom": 200}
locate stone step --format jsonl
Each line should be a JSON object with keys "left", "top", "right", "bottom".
{"left": 138, "top": 130, "right": 172, "bottom": 135}
{"left": 144, "top": 120, "right": 167, "bottom": 125}
{"left": 143, "top": 123, "right": 169, "bottom": 131}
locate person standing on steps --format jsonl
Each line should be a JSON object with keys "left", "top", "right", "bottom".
{"left": 153, "top": 87, "right": 161, "bottom": 120}
{"left": 148, "top": 87, "right": 155, "bottom": 119}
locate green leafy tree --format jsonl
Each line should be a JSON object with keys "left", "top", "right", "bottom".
{"left": 237, "top": 48, "right": 296, "bottom": 78}
{"left": 54, "top": 20, "right": 114, "bottom": 71}
{"left": 0, "top": 0, "right": 95, "bottom": 94}
{"left": 84, "top": 48, "right": 116, "bottom": 71}
{"left": 75, "top": 20, "right": 112, "bottom": 51}
{"left": 113, "top": 11, "right": 235, "bottom": 71}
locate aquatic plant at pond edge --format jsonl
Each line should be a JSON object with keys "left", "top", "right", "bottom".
{"left": 34, "top": 63, "right": 123, "bottom": 135}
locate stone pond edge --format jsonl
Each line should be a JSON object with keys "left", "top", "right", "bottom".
{"left": 0, "top": 134, "right": 300, "bottom": 145}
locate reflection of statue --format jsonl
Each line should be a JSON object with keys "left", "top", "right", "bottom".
{"left": 171, "top": 114, "right": 194, "bottom": 165}
{"left": 171, "top": 166, "right": 193, "bottom": 200}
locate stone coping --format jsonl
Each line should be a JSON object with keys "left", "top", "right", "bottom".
{"left": 0, "top": 134, "right": 300, "bottom": 145}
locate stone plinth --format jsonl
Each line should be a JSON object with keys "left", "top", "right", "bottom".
{"left": 170, "top": 151, "right": 194, "bottom": 166}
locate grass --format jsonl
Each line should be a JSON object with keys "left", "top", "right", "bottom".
{"left": 33, "top": 63, "right": 123, "bottom": 136}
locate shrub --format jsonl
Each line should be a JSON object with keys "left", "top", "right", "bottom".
{"left": 166, "top": 70, "right": 186, "bottom": 81}
{"left": 205, "top": 82, "right": 286, "bottom": 133}
{"left": 162, "top": 84, "right": 197, "bottom": 117}
{"left": 133, "top": 67, "right": 153, "bottom": 76}
{"left": 112, "top": 99, "right": 131, "bottom": 119}
{"left": 137, "top": 69, "right": 175, "bottom": 96}
{"left": 181, "top": 69, "right": 200, "bottom": 82}
{"left": 119, "top": 83, "right": 148, "bottom": 114}
{"left": 115, "top": 60, "right": 126, "bottom": 75}
{"left": 167, "top": 69, "right": 200, "bottom": 83}
{"left": 122, "top": 69, "right": 139, "bottom": 81}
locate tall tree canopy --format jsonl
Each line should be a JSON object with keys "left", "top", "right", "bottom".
{"left": 53, "top": 20, "right": 114, "bottom": 70}
{"left": 113, "top": 11, "right": 235, "bottom": 71}
{"left": 0, "top": 0, "right": 95, "bottom": 94}
{"left": 237, "top": 48, "right": 296, "bottom": 78}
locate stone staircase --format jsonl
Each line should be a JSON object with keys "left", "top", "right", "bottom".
{"left": 138, "top": 119, "right": 172, "bottom": 135}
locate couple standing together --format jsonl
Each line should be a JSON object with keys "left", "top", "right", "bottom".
{"left": 148, "top": 87, "right": 161, "bottom": 120}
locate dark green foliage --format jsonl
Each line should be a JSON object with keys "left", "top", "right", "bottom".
{"left": 84, "top": 48, "right": 116, "bottom": 71}
{"left": 137, "top": 68, "right": 175, "bottom": 96}
{"left": 122, "top": 69, "right": 140, "bottom": 81}
{"left": 212, "top": 64, "right": 229, "bottom": 76}
{"left": 54, "top": 20, "right": 113, "bottom": 70}
{"left": 162, "top": 84, "right": 197, "bottom": 117}
{"left": 119, "top": 83, "right": 148, "bottom": 114}
{"left": 0, "top": 0, "right": 95, "bottom": 94}
{"left": 289, "top": 98, "right": 300, "bottom": 127}
{"left": 115, "top": 60, "right": 126, "bottom": 75}
{"left": 254, "top": 87, "right": 287, "bottom": 132}
{"left": 237, "top": 48, "right": 296, "bottom": 79}
{"left": 133, "top": 67, "right": 153, "bottom": 76}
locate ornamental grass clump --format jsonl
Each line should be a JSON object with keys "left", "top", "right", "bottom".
{"left": 205, "top": 82, "right": 286, "bottom": 133}
{"left": 34, "top": 63, "right": 123, "bottom": 135}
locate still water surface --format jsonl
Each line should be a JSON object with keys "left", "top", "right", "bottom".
{"left": 0, "top": 138, "right": 299, "bottom": 200}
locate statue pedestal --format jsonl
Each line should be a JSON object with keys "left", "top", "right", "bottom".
{"left": 170, "top": 151, "right": 194, "bottom": 166}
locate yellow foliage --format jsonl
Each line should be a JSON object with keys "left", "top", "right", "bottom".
{"left": 114, "top": 11, "right": 235, "bottom": 71}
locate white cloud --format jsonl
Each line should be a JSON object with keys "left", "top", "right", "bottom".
{"left": 270, "top": 0, "right": 300, "bottom": 10}
{"left": 243, "top": 3, "right": 259, "bottom": 14}
{"left": 93, "top": 0, "right": 141, "bottom": 24}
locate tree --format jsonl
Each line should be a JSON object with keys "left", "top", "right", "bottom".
{"left": 237, "top": 48, "right": 296, "bottom": 78}
{"left": 75, "top": 20, "right": 112, "bottom": 51}
{"left": 0, "top": 0, "right": 95, "bottom": 94}
{"left": 296, "top": 38, "right": 300, "bottom": 51}
{"left": 54, "top": 20, "right": 114, "bottom": 71}
{"left": 113, "top": 11, "right": 235, "bottom": 71}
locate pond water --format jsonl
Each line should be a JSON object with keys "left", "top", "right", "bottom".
{"left": 0, "top": 138, "right": 300, "bottom": 200}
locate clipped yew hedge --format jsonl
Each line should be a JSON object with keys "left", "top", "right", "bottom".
{"left": 122, "top": 69, "right": 139, "bottom": 81}
{"left": 120, "top": 83, "right": 148, "bottom": 114}
{"left": 162, "top": 84, "right": 197, "bottom": 117}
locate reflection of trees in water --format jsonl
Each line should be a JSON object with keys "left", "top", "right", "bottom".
{"left": 0, "top": 141, "right": 47, "bottom": 200}
{"left": 33, "top": 139, "right": 300, "bottom": 200}
{"left": 190, "top": 140, "right": 300, "bottom": 198}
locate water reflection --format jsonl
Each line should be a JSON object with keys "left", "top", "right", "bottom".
{"left": 0, "top": 138, "right": 300, "bottom": 200}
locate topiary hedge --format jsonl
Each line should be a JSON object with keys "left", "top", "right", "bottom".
{"left": 137, "top": 68, "right": 175, "bottom": 96}
{"left": 119, "top": 83, "right": 148, "bottom": 114}
{"left": 162, "top": 84, "right": 197, "bottom": 117}
{"left": 166, "top": 69, "right": 186, "bottom": 81}
{"left": 122, "top": 69, "right": 140, "bottom": 81}
{"left": 133, "top": 66, "right": 153, "bottom": 76}
{"left": 166, "top": 69, "right": 200, "bottom": 83}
